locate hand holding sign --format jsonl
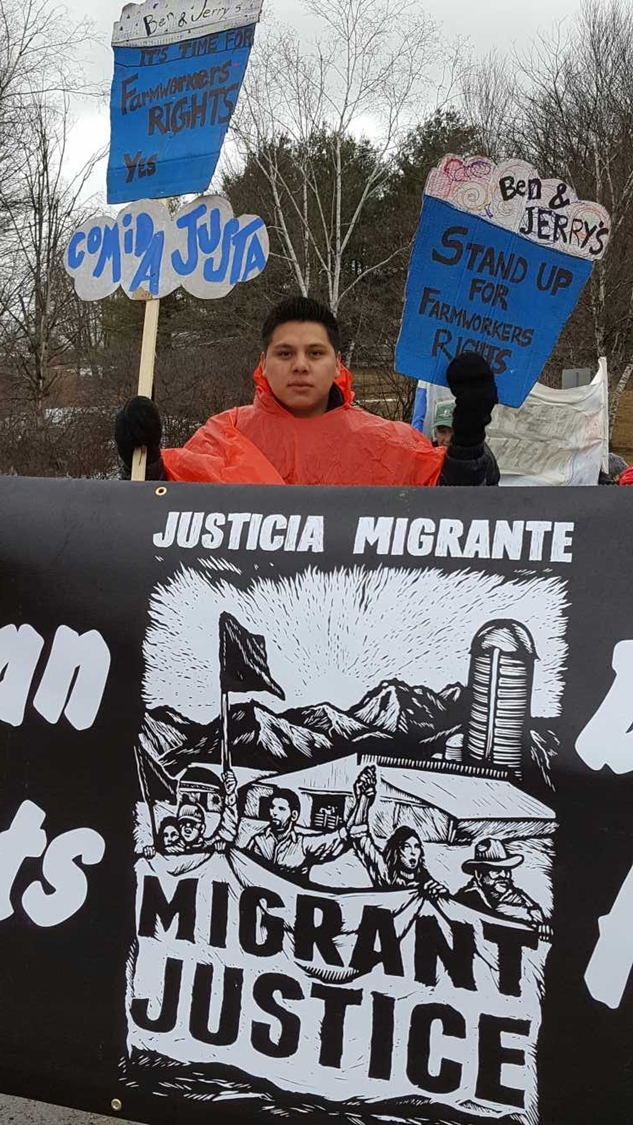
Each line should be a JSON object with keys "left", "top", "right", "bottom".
{"left": 396, "top": 155, "right": 612, "bottom": 407}
{"left": 115, "top": 397, "right": 162, "bottom": 474}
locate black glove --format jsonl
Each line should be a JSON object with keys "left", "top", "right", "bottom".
{"left": 115, "top": 396, "right": 162, "bottom": 469}
{"left": 446, "top": 353, "right": 498, "bottom": 448}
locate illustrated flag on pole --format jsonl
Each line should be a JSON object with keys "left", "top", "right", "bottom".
{"left": 219, "top": 612, "right": 285, "bottom": 699}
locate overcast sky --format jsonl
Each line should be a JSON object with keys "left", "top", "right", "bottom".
{"left": 64, "top": 0, "right": 583, "bottom": 201}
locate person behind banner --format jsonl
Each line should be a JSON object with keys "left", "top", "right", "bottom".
{"left": 245, "top": 788, "right": 352, "bottom": 879}
{"left": 114, "top": 297, "right": 498, "bottom": 487}
{"left": 433, "top": 400, "right": 500, "bottom": 486}
{"left": 455, "top": 838, "right": 552, "bottom": 941}
{"left": 348, "top": 766, "right": 447, "bottom": 900}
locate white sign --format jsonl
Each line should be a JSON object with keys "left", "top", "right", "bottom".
{"left": 64, "top": 195, "right": 269, "bottom": 301}
{"left": 417, "top": 359, "right": 609, "bottom": 486}
{"left": 113, "top": 0, "right": 264, "bottom": 48}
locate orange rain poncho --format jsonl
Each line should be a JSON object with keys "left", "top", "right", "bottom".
{"left": 163, "top": 366, "right": 445, "bottom": 487}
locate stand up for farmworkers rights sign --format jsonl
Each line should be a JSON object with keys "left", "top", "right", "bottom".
{"left": 396, "top": 156, "right": 612, "bottom": 407}
{"left": 108, "top": 0, "right": 263, "bottom": 203}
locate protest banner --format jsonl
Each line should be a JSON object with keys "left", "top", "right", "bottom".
{"left": 396, "top": 156, "right": 612, "bottom": 407}
{"left": 1, "top": 479, "right": 633, "bottom": 1125}
{"left": 413, "top": 360, "right": 610, "bottom": 486}
{"left": 107, "top": 0, "right": 264, "bottom": 204}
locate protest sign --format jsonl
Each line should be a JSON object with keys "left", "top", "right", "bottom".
{"left": 64, "top": 193, "right": 269, "bottom": 479}
{"left": 64, "top": 195, "right": 269, "bottom": 300}
{"left": 107, "top": 0, "right": 264, "bottom": 204}
{"left": 396, "top": 156, "right": 612, "bottom": 407}
{"left": 2, "top": 479, "right": 633, "bottom": 1125}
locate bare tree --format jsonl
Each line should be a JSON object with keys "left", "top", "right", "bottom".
{"left": 0, "top": 97, "right": 104, "bottom": 417}
{"left": 231, "top": 0, "right": 443, "bottom": 314}
{"left": 463, "top": 1, "right": 633, "bottom": 433}
{"left": 0, "top": 0, "right": 94, "bottom": 202}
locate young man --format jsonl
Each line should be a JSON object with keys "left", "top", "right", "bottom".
{"left": 115, "top": 297, "right": 498, "bottom": 486}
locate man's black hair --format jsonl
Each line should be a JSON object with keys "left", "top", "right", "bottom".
{"left": 268, "top": 788, "right": 301, "bottom": 818}
{"left": 262, "top": 297, "right": 341, "bottom": 353}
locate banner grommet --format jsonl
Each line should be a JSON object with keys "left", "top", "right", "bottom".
{"left": 110, "top": 1099, "right": 122, "bottom": 1112}
{"left": 155, "top": 487, "right": 168, "bottom": 498}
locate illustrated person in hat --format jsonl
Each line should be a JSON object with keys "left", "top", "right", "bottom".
{"left": 178, "top": 802, "right": 209, "bottom": 852}
{"left": 432, "top": 399, "right": 500, "bottom": 486}
{"left": 178, "top": 770, "right": 238, "bottom": 853}
{"left": 115, "top": 297, "right": 498, "bottom": 487}
{"left": 455, "top": 837, "right": 552, "bottom": 941}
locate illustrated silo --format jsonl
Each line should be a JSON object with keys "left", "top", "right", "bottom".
{"left": 465, "top": 620, "right": 537, "bottom": 778}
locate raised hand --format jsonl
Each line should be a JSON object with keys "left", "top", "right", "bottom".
{"left": 446, "top": 353, "right": 499, "bottom": 448}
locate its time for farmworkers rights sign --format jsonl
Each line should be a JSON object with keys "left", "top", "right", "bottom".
{"left": 107, "top": 0, "right": 264, "bottom": 203}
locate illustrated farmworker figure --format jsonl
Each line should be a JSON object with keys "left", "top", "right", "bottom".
{"left": 143, "top": 816, "right": 185, "bottom": 858}
{"left": 156, "top": 816, "right": 184, "bottom": 856}
{"left": 115, "top": 297, "right": 498, "bottom": 487}
{"left": 348, "top": 766, "right": 448, "bottom": 901}
{"left": 246, "top": 787, "right": 352, "bottom": 879}
{"left": 455, "top": 837, "right": 552, "bottom": 941}
{"left": 145, "top": 771, "right": 238, "bottom": 858}
{"left": 432, "top": 399, "right": 500, "bottom": 485}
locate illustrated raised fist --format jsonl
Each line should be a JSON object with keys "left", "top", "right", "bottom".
{"left": 354, "top": 765, "right": 377, "bottom": 801}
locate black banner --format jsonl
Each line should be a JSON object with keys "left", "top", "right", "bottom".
{"left": 1, "top": 478, "right": 632, "bottom": 1124}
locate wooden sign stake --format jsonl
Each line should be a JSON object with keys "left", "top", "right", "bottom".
{"left": 131, "top": 293, "right": 161, "bottom": 482}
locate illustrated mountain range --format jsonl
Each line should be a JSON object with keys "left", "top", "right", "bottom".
{"left": 143, "top": 678, "right": 470, "bottom": 776}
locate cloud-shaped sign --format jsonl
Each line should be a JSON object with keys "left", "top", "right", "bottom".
{"left": 425, "top": 155, "right": 611, "bottom": 260}
{"left": 64, "top": 195, "right": 269, "bottom": 301}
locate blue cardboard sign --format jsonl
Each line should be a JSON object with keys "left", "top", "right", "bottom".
{"left": 107, "top": 23, "right": 256, "bottom": 204}
{"left": 396, "top": 156, "right": 611, "bottom": 408}
{"left": 64, "top": 195, "right": 269, "bottom": 301}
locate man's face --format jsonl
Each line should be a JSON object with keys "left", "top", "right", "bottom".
{"left": 269, "top": 798, "right": 295, "bottom": 834}
{"left": 399, "top": 837, "right": 422, "bottom": 873}
{"left": 162, "top": 825, "right": 181, "bottom": 854}
{"left": 435, "top": 425, "right": 453, "bottom": 448}
{"left": 180, "top": 819, "right": 202, "bottom": 845}
{"left": 476, "top": 867, "right": 514, "bottom": 902}
{"left": 263, "top": 322, "right": 340, "bottom": 418}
